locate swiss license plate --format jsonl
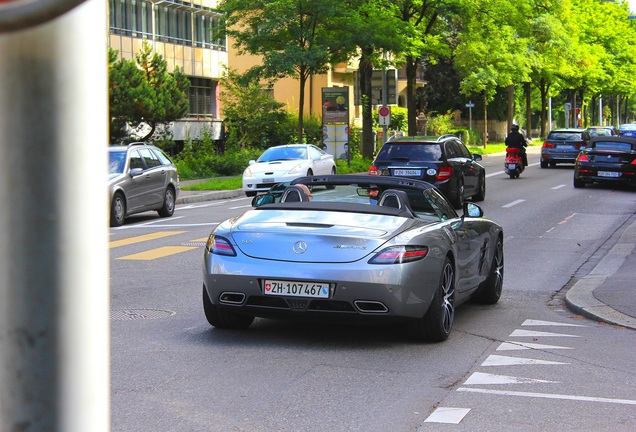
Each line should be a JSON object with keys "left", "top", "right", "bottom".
{"left": 507, "top": 163, "right": 516, "bottom": 169}
{"left": 557, "top": 145, "right": 574, "bottom": 150}
{"left": 264, "top": 279, "right": 330, "bottom": 298}
{"left": 262, "top": 178, "right": 275, "bottom": 183}
{"left": 393, "top": 169, "right": 421, "bottom": 176}
{"left": 598, "top": 171, "right": 620, "bottom": 178}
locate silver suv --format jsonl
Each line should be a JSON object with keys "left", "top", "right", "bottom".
{"left": 108, "top": 142, "right": 180, "bottom": 227}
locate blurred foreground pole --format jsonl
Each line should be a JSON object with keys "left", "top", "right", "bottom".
{"left": 0, "top": 1, "right": 110, "bottom": 431}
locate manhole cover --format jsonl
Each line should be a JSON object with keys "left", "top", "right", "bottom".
{"left": 111, "top": 309, "right": 176, "bottom": 320}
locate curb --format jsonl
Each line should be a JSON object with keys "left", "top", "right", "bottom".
{"left": 565, "top": 215, "right": 636, "bottom": 330}
{"left": 177, "top": 189, "right": 244, "bottom": 204}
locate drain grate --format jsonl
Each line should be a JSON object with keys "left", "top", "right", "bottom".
{"left": 111, "top": 309, "right": 176, "bottom": 320}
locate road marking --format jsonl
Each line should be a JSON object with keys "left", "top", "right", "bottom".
{"left": 457, "top": 388, "right": 636, "bottom": 406}
{"left": 230, "top": 205, "right": 253, "bottom": 210}
{"left": 109, "top": 231, "right": 185, "bottom": 248}
{"left": 423, "top": 407, "right": 470, "bottom": 424}
{"left": 497, "top": 341, "right": 574, "bottom": 351}
{"left": 485, "top": 162, "right": 539, "bottom": 178}
{"left": 558, "top": 213, "right": 576, "bottom": 225}
{"left": 521, "top": 319, "right": 586, "bottom": 327}
{"left": 551, "top": 184, "right": 567, "bottom": 189}
{"left": 502, "top": 199, "right": 525, "bottom": 208}
{"left": 117, "top": 246, "right": 197, "bottom": 260}
{"left": 464, "top": 372, "right": 559, "bottom": 385}
{"left": 482, "top": 355, "right": 568, "bottom": 366}
{"left": 510, "top": 329, "right": 580, "bottom": 338}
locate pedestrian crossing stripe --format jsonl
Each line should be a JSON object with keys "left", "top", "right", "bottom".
{"left": 109, "top": 231, "right": 185, "bottom": 248}
{"left": 521, "top": 319, "right": 587, "bottom": 327}
{"left": 497, "top": 341, "right": 574, "bottom": 351}
{"left": 509, "top": 329, "right": 580, "bottom": 338}
{"left": 464, "top": 372, "right": 559, "bottom": 385}
{"left": 117, "top": 246, "right": 197, "bottom": 260}
{"left": 481, "top": 355, "right": 569, "bottom": 366}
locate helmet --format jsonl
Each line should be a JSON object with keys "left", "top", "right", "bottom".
{"left": 512, "top": 124, "right": 520, "bottom": 132}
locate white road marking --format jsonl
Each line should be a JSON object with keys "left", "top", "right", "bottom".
{"left": 229, "top": 204, "right": 253, "bottom": 210}
{"left": 457, "top": 388, "right": 636, "bottom": 406}
{"left": 464, "top": 372, "right": 559, "bottom": 385}
{"left": 509, "top": 329, "right": 580, "bottom": 338}
{"left": 502, "top": 199, "right": 525, "bottom": 208}
{"left": 497, "top": 341, "right": 574, "bottom": 351}
{"left": 551, "top": 184, "right": 567, "bottom": 189}
{"left": 521, "top": 319, "right": 587, "bottom": 327}
{"left": 482, "top": 355, "right": 568, "bottom": 366}
{"left": 423, "top": 407, "right": 471, "bottom": 424}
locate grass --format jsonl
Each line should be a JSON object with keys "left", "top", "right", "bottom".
{"left": 181, "top": 141, "right": 541, "bottom": 191}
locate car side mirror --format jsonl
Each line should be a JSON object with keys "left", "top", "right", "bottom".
{"left": 252, "top": 194, "right": 275, "bottom": 207}
{"left": 463, "top": 202, "right": 483, "bottom": 218}
{"left": 129, "top": 168, "right": 143, "bottom": 177}
{"left": 472, "top": 154, "right": 482, "bottom": 161}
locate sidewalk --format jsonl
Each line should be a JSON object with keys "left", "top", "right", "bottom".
{"left": 176, "top": 178, "right": 636, "bottom": 331}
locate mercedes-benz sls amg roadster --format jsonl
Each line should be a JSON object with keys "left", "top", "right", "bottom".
{"left": 203, "top": 175, "right": 504, "bottom": 342}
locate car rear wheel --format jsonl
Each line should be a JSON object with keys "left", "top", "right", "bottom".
{"left": 540, "top": 159, "right": 548, "bottom": 168}
{"left": 203, "top": 286, "right": 254, "bottom": 329}
{"left": 110, "top": 192, "right": 126, "bottom": 227}
{"left": 473, "top": 173, "right": 486, "bottom": 201}
{"left": 407, "top": 257, "right": 455, "bottom": 342}
{"left": 157, "top": 187, "right": 176, "bottom": 217}
{"left": 573, "top": 176, "right": 585, "bottom": 188}
{"left": 473, "top": 238, "right": 504, "bottom": 304}
{"left": 450, "top": 178, "right": 464, "bottom": 209}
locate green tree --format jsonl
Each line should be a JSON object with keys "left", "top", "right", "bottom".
{"left": 220, "top": 68, "right": 294, "bottom": 149}
{"left": 108, "top": 41, "right": 189, "bottom": 143}
{"left": 218, "top": 0, "right": 350, "bottom": 143}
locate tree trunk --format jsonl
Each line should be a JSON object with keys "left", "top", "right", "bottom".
{"left": 406, "top": 56, "right": 419, "bottom": 136}
{"left": 483, "top": 93, "right": 488, "bottom": 147}
{"left": 525, "top": 82, "right": 531, "bottom": 139}
{"left": 539, "top": 78, "right": 548, "bottom": 138}
{"left": 359, "top": 51, "right": 375, "bottom": 159}
{"left": 297, "top": 67, "right": 307, "bottom": 143}
{"left": 507, "top": 84, "right": 514, "bottom": 132}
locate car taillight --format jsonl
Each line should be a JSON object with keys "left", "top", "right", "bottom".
{"left": 436, "top": 166, "right": 452, "bottom": 181}
{"left": 368, "top": 165, "right": 379, "bottom": 176}
{"left": 206, "top": 235, "right": 236, "bottom": 256}
{"left": 631, "top": 158, "right": 636, "bottom": 165}
{"left": 368, "top": 246, "right": 428, "bottom": 264}
{"left": 542, "top": 142, "right": 555, "bottom": 149}
{"left": 577, "top": 153, "right": 589, "bottom": 162}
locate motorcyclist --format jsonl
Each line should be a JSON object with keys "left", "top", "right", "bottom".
{"left": 505, "top": 124, "right": 528, "bottom": 167}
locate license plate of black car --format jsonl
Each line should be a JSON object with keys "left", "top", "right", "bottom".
{"left": 263, "top": 279, "right": 330, "bottom": 298}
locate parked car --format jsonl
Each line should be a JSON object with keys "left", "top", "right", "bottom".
{"left": 108, "top": 142, "right": 180, "bottom": 227}
{"left": 368, "top": 135, "right": 486, "bottom": 209}
{"left": 585, "top": 126, "right": 618, "bottom": 137}
{"left": 540, "top": 128, "right": 591, "bottom": 168}
{"left": 618, "top": 123, "right": 636, "bottom": 137}
{"left": 242, "top": 144, "right": 336, "bottom": 197}
{"left": 573, "top": 136, "right": 636, "bottom": 188}
{"left": 202, "top": 175, "right": 504, "bottom": 342}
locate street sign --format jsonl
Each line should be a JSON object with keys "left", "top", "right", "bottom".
{"left": 378, "top": 105, "right": 391, "bottom": 126}
{"left": 465, "top": 102, "right": 475, "bottom": 108}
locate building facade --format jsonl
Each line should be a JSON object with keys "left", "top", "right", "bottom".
{"left": 108, "top": 0, "right": 226, "bottom": 142}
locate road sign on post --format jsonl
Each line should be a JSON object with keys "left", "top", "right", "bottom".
{"left": 378, "top": 105, "right": 391, "bottom": 126}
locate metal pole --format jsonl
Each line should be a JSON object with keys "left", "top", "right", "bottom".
{"left": 0, "top": 2, "right": 109, "bottom": 431}
{"left": 599, "top": 95, "right": 603, "bottom": 125}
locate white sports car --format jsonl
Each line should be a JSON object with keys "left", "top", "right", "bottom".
{"left": 242, "top": 144, "right": 336, "bottom": 196}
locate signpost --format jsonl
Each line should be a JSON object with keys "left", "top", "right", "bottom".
{"left": 378, "top": 105, "right": 391, "bottom": 144}
{"left": 465, "top": 102, "right": 475, "bottom": 131}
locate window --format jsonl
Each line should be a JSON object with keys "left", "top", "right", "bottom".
{"left": 139, "top": 148, "right": 161, "bottom": 168}
{"left": 188, "top": 78, "right": 217, "bottom": 117}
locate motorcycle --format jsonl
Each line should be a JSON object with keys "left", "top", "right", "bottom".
{"left": 505, "top": 147, "right": 525, "bottom": 179}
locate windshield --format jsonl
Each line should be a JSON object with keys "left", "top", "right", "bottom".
{"left": 258, "top": 146, "right": 307, "bottom": 162}
{"left": 548, "top": 132, "right": 583, "bottom": 141}
{"left": 593, "top": 141, "right": 634, "bottom": 152}
{"left": 109, "top": 151, "right": 126, "bottom": 174}
{"left": 377, "top": 143, "right": 443, "bottom": 162}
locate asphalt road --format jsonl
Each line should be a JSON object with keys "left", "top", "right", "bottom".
{"left": 109, "top": 148, "right": 636, "bottom": 431}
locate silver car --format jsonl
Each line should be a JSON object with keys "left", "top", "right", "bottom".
{"left": 203, "top": 175, "right": 504, "bottom": 342}
{"left": 108, "top": 142, "right": 180, "bottom": 227}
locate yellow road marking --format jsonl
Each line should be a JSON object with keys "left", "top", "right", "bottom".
{"left": 117, "top": 246, "right": 197, "bottom": 260}
{"left": 191, "top": 237, "right": 209, "bottom": 242}
{"left": 109, "top": 231, "right": 185, "bottom": 248}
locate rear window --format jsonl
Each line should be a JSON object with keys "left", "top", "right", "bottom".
{"left": 592, "top": 141, "right": 634, "bottom": 152}
{"left": 377, "top": 143, "right": 443, "bottom": 162}
{"left": 548, "top": 132, "right": 583, "bottom": 141}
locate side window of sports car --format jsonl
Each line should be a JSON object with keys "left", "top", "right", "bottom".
{"left": 425, "top": 189, "right": 458, "bottom": 221}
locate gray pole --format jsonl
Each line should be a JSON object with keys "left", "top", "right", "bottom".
{"left": 0, "top": 2, "right": 110, "bottom": 431}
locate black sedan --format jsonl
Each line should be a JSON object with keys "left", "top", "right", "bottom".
{"left": 573, "top": 136, "right": 636, "bottom": 188}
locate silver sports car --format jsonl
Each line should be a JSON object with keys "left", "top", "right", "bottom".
{"left": 203, "top": 175, "right": 504, "bottom": 342}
